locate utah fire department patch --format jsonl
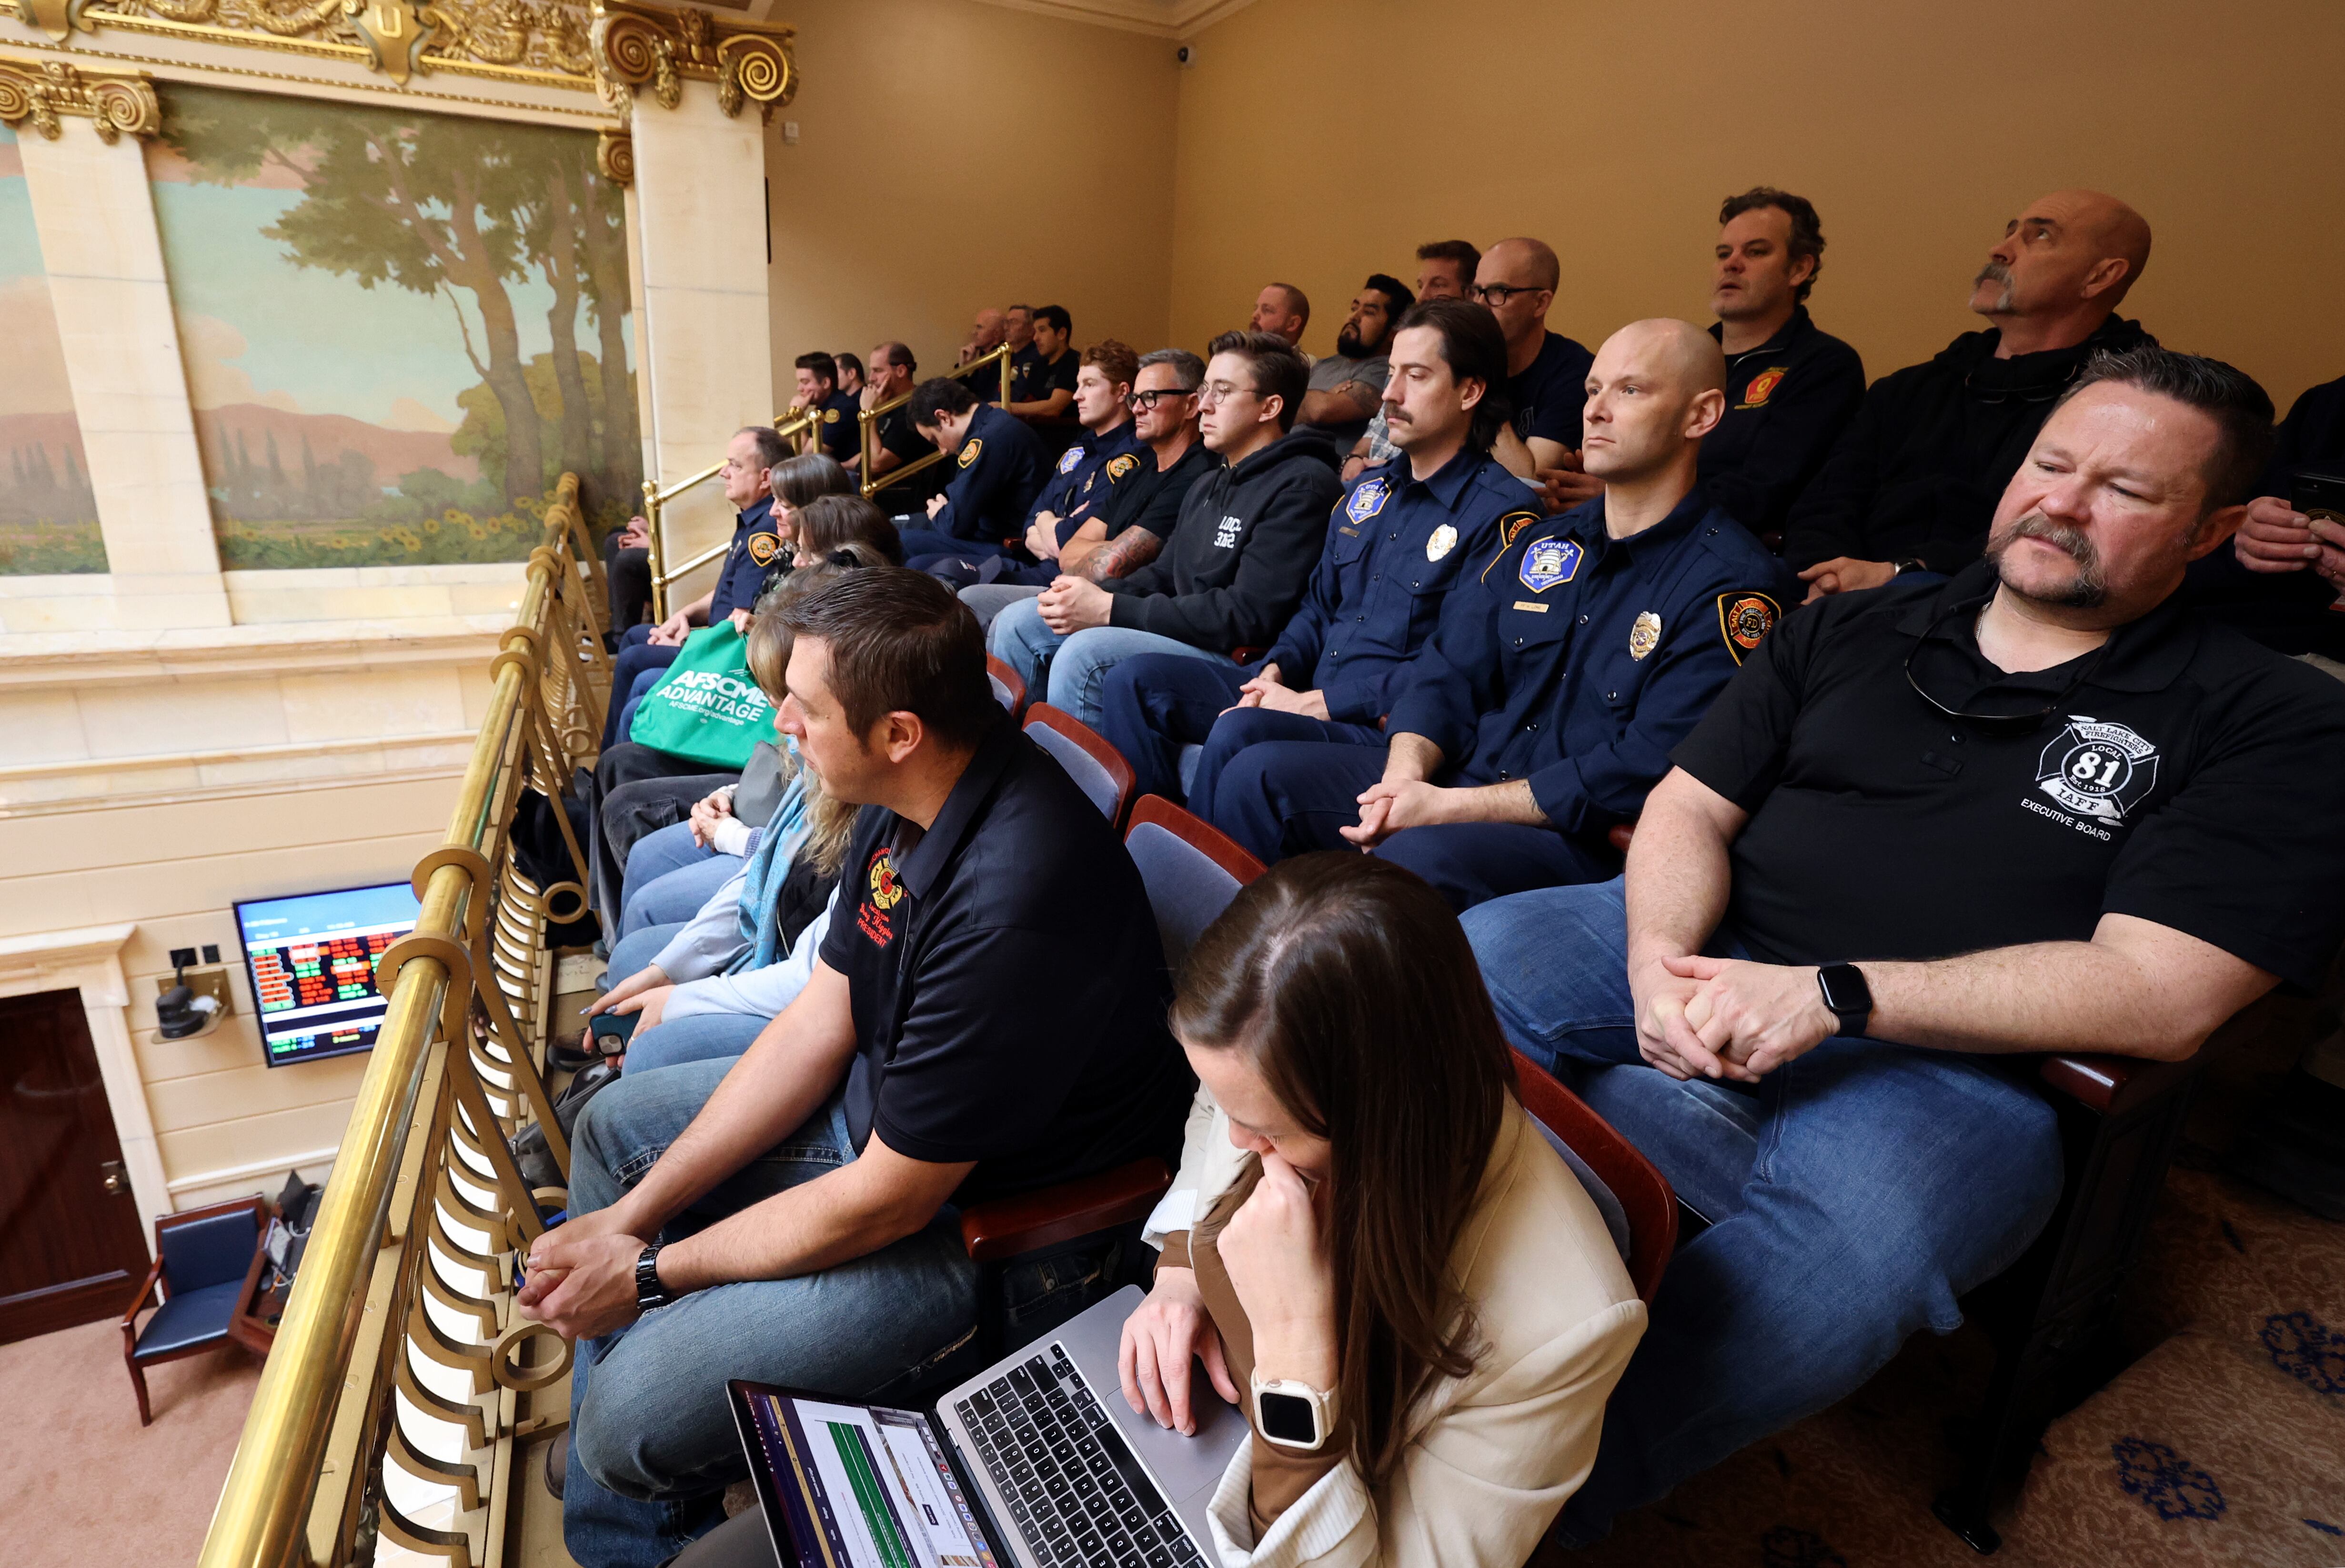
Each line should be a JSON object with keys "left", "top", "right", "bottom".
{"left": 746, "top": 531, "right": 783, "bottom": 567}
{"left": 1518, "top": 537, "right": 1583, "bottom": 593}
{"left": 1105, "top": 454, "right": 1139, "bottom": 482}
{"left": 1715, "top": 592, "right": 1780, "bottom": 663}
{"left": 1498, "top": 509, "right": 1541, "bottom": 546}
{"left": 957, "top": 438, "right": 982, "bottom": 469}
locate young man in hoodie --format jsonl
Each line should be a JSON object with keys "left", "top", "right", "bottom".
{"left": 987, "top": 329, "right": 1343, "bottom": 726}
{"left": 1784, "top": 189, "right": 2154, "bottom": 595}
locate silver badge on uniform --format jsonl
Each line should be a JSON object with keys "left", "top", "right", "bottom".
{"left": 1628, "top": 611, "right": 1661, "bottom": 661}
{"left": 1426, "top": 523, "right": 1457, "bottom": 562}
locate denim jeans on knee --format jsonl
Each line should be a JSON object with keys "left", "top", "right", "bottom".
{"left": 1459, "top": 879, "right": 2066, "bottom": 1543}
{"left": 1043, "top": 627, "right": 1225, "bottom": 728}
{"left": 562, "top": 1063, "right": 984, "bottom": 1568}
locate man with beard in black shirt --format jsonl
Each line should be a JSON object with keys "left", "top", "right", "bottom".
{"left": 1786, "top": 190, "right": 2153, "bottom": 597}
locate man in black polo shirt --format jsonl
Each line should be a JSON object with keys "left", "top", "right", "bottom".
{"left": 789, "top": 351, "right": 862, "bottom": 466}
{"left": 527, "top": 568, "right": 1188, "bottom": 1568}
{"left": 1460, "top": 347, "right": 2345, "bottom": 1543}
{"left": 1469, "top": 236, "right": 1596, "bottom": 513}
{"left": 862, "top": 341, "right": 946, "bottom": 509}
{"left": 1785, "top": 189, "right": 2154, "bottom": 595}
{"left": 1701, "top": 187, "right": 1865, "bottom": 543}
{"left": 1006, "top": 304, "right": 1081, "bottom": 422}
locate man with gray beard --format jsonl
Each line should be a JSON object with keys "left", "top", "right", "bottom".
{"left": 1785, "top": 190, "right": 2153, "bottom": 597}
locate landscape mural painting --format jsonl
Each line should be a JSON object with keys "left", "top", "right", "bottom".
{"left": 0, "top": 124, "right": 108, "bottom": 576}
{"left": 149, "top": 84, "right": 641, "bottom": 570}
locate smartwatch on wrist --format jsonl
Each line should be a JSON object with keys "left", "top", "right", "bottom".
{"left": 1249, "top": 1372, "right": 1335, "bottom": 1453}
{"left": 1891, "top": 558, "right": 1926, "bottom": 576}
{"left": 634, "top": 1243, "right": 673, "bottom": 1313}
{"left": 1816, "top": 963, "right": 1873, "bottom": 1038}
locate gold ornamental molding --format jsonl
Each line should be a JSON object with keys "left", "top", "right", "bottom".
{"left": 0, "top": 53, "right": 160, "bottom": 138}
{"left": 594, "top": 122, "right": 628, "bottom": 182}
{"left": 1, "top": 0, "right": 605, "bottom": 92}
{"left": 588, "top": 0, "right": 792, "bottom": 120}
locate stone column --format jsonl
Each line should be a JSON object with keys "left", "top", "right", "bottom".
{"left": 17, "top": 108, "right": 231, "bottom": 630}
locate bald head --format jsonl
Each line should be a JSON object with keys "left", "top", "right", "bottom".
{"left": 1473, "top": 238, "right": 1562, "bottom": 354}
{"left": 1482, "top": 237, "right": 1560, "bottom": 293}
{"left": 969, "top": 308, "right": 1006, "bottom": 352}
{"left": 1972, "top": 190, "right": 2154, "bottom": 347}
{"left": 1581, "top": 319, "right": 1728, "bottom": 497}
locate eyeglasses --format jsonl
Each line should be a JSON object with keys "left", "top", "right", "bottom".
{"left": 1198, "top": 381, "right": 1257, "bottom": 408}
{"left": 1902, "top": 598, "right": 2112, "bottom": 728}
{"left": 1127, "top": 388, "right": 1197, "bottom": 411}
{"left": 1469, "top": 283, "right": 1540, "bottom": 306}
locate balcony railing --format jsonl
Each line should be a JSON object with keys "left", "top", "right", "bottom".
{"left": 200, "top": 473, "right": 606, "bottom": 1568}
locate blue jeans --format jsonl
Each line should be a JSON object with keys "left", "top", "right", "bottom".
{"left": 604, "top": 626, "right": 681, "bottom": 748}
{"left": 618, "top": 823, "right": 736, "bottom": 940}
{"left": 987, "top": 598, "right": 1225, "bottom": 728}
{"left": 1456, "top": 877, "right": 2065, "bottom": 1541}
{"left": 605, "top": 922, "right": 684, "bottom": 992}
{"left": 624, "top": 1011, "right": 771, "bottom": 1074}
{"left": 561, "top": 1065, "right": 985, "bottom": 1568}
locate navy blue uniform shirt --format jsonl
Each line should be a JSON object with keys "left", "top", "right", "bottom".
{"left": 932, "top": 403, "right": 1048, "bottom": 546}
{"left": 1267, "top": 447, "right": 1536, "bottom": 725}
{"left": 1510, "top": 330, "right": 1596, "bottom": 451}
{"left": 1700, "top": 306, "right": 1866, "bottom": 541}
{"left": 813, "top": 391, "right": 860, "bottom": 464}
{"left": 707, "top": 495, "right": 781, "bottom": 620}
{"left": 1036, "top": 423, "right": 1146, "bottom": 548}
{"left": 1386, "top": 487, "right": 1794, "bottom": 834}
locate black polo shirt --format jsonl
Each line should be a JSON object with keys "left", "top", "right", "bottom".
{"left": 817, "top": 719, "right": 1190, "bottom": 1203}
{"left": 1017, "top": 347, "right": 1079, "bottom": 410}
{"left": 814, "top": 391, "right": 860, "bottom": 464}
{"left": 1672, "top": 562, "right": 2345, "bottom": 990}
{"left": 1508, "top": 330, "right": 1595, "bottom": 451}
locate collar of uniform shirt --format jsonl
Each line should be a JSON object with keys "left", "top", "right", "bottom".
{"left": 1560, "top": 486, "right": 1712, "bottom": 558}
{"left": 740, "top": 494, "right": 775, "bottom": 526}
{"left": 1395, "top": 442, "right": 1486, "bottom": 505}
{"left": 1899, "top": 559, "right": 2204, "bottom": 699}
{"left": 886, "top": 716, "right": 1019, "bottom": 901}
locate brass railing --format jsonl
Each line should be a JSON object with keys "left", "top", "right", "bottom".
{"left": 639, "top": 407, "right": 822, "bottom": 622}
{"left": 200, "top": 474, "right": 608, "bottom": 1568}
{"left": 860, "top": 343, "right": 1013, "bottom": 499}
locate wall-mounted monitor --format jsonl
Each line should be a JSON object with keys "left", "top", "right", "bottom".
{"left": 233, "top": 881, "right": 421, "bottom": 1067}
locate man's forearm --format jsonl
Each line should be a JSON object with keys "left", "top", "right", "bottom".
{"left": 1622, "top": 788, "right": 1736, "bottom": 973}
{"left": 1077, "top": 527, "right": 1164, "bottom": 583}
{"left": 1383, "top": 732, "right": 1444, "bottom": 784}
{"left": 1439, "top": 779, "right": 1542, "bottom": 825}
{"left": 1299, "top": 385, "right": 1376, "bottom": 424}
{"left": 605, "top": 969, "right": 857, "bottom": 1237}
{"left": 657, "top": 1142, "right": 965, "bottom": 1291}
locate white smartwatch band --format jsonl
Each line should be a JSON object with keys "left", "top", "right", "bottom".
{"left": 1249, "top": 1371, "right": 1335, "bottom": 1453}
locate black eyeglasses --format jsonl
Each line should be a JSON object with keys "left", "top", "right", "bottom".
{"left": 1903, "top": 597, "right": 2112, "bottom": 728}
{"left": 1127, "top": 388, "right": 1197, "bottom": 411}
{"left": 1468, "top": 283, "right": 1540, "bottom": 306}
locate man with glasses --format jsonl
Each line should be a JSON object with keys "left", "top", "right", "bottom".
{"left": 1786, "top": 190, "right": 2153, "bottom": 600}
{"left": 956, "top": 350, "right": 1215, "bottom": 631}
{"left": 1460, "top": 347, "right": 2345, "bottom": 1545}
{"left": 987, "top": 330, "right": 1341, "bottom": 724}
{"left": 1472, "top": 237, "right": 1599, "bottom": 513}
{"left": 1293, "top": 273, "right": 1415, "bottom": 450}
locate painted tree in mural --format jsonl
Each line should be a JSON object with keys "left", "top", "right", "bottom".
{"left": 158, "top": 93, "right": 638, "bottom": 532}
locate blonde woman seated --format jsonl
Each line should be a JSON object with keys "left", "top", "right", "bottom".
{"left": 1122, "top": 854, "right": 1645, "bottom": 1568}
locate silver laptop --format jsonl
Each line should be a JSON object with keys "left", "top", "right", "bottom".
{"left": 729, "top": 1285, "right": 1245, "bottom": 1568}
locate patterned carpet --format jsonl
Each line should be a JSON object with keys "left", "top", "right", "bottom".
{"left": 1547, "top": 1005, "right": 2345, "bottom": 1568}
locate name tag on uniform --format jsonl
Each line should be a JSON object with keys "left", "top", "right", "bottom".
{"left": 1512, "top": 601, "right": 1550, "bottom": 613}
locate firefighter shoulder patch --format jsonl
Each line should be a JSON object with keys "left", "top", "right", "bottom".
{"left": 1498, "top": 509, "right": 1541, "bottom": 546}
{"left": 957, "top": 438, "right": 982, "bottom": 469}
{"left": 1716, "top": 591, "right": 1780, "bottom": 663}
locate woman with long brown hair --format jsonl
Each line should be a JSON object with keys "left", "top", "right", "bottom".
{"left": 1120, "top": 853, "right": 1644, "bottom": 1566}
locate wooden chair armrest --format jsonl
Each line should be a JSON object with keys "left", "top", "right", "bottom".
{"left": 121, "top": 1255, "right": 165, "bottom": 1331}
{"left": 2038, "top": 1050, "right": 2202, "bottom": 1116}
{"left": 961, "top": 1159, "right": 1172, "bottom": 1264}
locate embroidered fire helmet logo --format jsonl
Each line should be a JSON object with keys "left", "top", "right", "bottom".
{"left": 1739, "top": 367, "right": 1789, "bottom": 409}
{"left": 868, "top": 849, "right": 906, "bottom": 909}
{"left": 2036, "top": 716, "right": 2159, "bottom": 825}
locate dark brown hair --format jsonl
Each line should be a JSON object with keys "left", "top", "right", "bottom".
{"left": 1415, "top": 238, "right": 1482, "bottom": 283}
{"left": 1205, "top": 329, "right": 1311, "bottom": 433}
{"left": 1394, "top": 298, "right": 1510, "bottom": 453}
{"left": 1171, "top": 854, "right": 1513, "bottom": 1483}
{"left": 769, "top": 452, "right": 856, "bottom": 513}
{"left": 1718, "top": 186, "right": 1826, "bottom": 302}
{"left": 793, "top": 493, "right": 903, "bottom": 564}
{"left": 745, "top": 550, "right": 887, "bottom": 876}
{"left": 2062, "top": 345, "right": 2276, "bottom": 513}
{"left": 773, "top": 566, "right": 996, "bottom": 751}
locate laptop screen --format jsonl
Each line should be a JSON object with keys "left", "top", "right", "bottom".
{"left": 740, "top": 1387, "right": 1002, "bottom": 1568}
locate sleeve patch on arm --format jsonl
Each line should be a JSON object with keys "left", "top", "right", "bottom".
{"left": 1717, "top": 591, "right": 1781, "bottom": 664}
{"left": 1498, "top": 509, "right": 1541, "bottom": 546}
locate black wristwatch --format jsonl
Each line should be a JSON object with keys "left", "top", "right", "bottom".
{"left": 1816, "top": 963, "right": 1873, "bottom": 1038}
{"left": 1891, "top": 558, "right": 1926, "bottom": 576}
{"left": 634, "top": 1243, "right": 672, "bottom": 1313}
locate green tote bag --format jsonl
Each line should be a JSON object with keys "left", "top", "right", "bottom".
{"left": 626, "top": 623, "right": 775, "bottom": 769}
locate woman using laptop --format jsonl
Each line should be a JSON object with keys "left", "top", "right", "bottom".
{"left": 1121, "top": 854, "right": 1646, "bottom": 1566}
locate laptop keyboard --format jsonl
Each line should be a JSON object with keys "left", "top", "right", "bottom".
{"left": 954, "top": 1343, "right": 1209, "bottom": 1568}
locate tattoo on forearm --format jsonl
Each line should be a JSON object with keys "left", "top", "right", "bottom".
{"left": 1081, "top": 528, "right": 1164, "bottom": 582}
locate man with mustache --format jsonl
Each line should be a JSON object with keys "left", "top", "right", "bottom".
{"left": 1292, "top": 272, "right": 1415, "bottom": 450}
{"left": 1460, "top": 346, "right": 2345, "bottom": 1543}
{"left": 1785, "top": 190, "right": 2153, "bottom": 599}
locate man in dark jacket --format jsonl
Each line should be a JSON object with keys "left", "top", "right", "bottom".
{"left": 1784, "top": 189, "right": 2153, "bottom": 594}
{"left": 2186, "top": 371, "right": 2345, "bottom": 662}
{"left": 893, "top": 377, "right": 1049, "bottom": 563}
{"left": 986, "top": 329, "right": 1342, "bottom": 725}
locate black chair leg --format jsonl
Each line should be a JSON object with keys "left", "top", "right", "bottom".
{"left": 1933, "top": 1058, "right": 2204, "bottom": 1552}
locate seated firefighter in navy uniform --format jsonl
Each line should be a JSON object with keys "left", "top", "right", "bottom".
{"left": 1097, "top": 300, "right": 1534, "bottom": 820}
{"left": 893, "top": 376, "right": 1048, "bottom": 563}
{"left": 1211, "top": 319, "right": 1795, "bottom": 912}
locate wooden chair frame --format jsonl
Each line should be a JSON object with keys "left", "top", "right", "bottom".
{"left": 1023, "top": 703, "right": 1138, "bottom": 830}
{"left": 121, "top": 1196, "right": 272, "bottom": 1426}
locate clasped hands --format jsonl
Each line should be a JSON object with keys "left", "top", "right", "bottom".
{"left": 2234, "top": 494, "right": 2345, "bottom": 590}
{"left": 1036, "top": 574, "right": 1114, "bottom": 634}
{"left": 517, "top": 1206, "right": 654, "bottom": 1341}
{"left": 1225, "top": 663, "right": 1329, "bottom": 720}
{"left": 1633, "top": 954, "right": 1841, "bottom": 1083}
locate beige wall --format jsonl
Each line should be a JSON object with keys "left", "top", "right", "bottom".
{"left": 1169, "top": 0, "right": 2345, "bottom": 411}
{"left": 764, "top": 0, "right": 1183, "bottom": 407}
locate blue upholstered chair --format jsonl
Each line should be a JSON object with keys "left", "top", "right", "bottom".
{"left": 986, "top": 653, "right": 1027, "bottom": 721}
{"left": 1022, "top": 704, "right": 1136, "bottom": 828}
{"left": 1119, "top": 795, "right": 1265, "bottom": 970}
{"left": 121, "top": 1196, "right": 269, "bottom": 1425}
